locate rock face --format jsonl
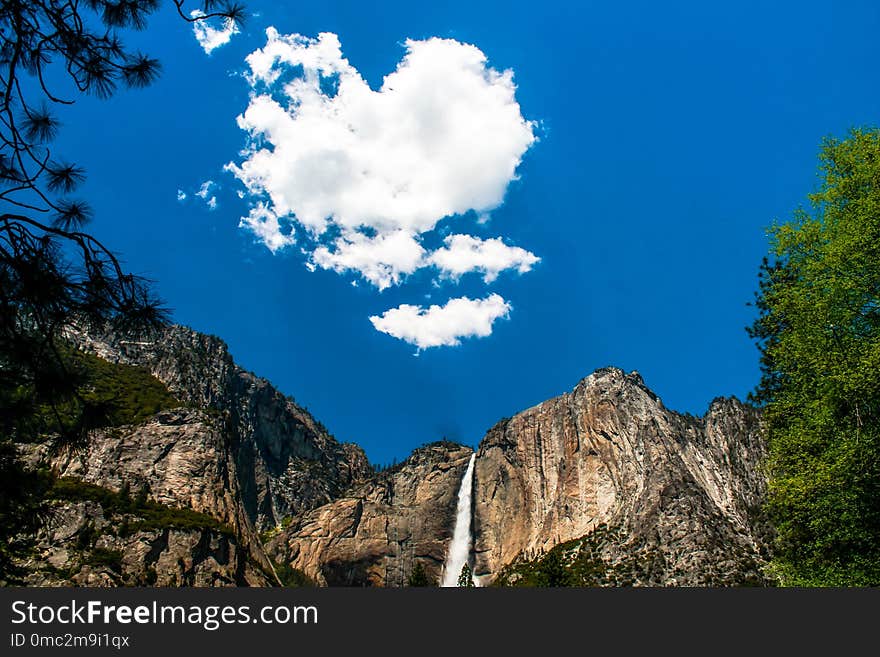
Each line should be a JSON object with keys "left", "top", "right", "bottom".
{"left": 472, "top": 368, "right": 768, "bottom": 585}
{"left": 52, "top": 410, "right": 246, "bottom": 531}
{"left": 15, "top": 324, "right": 374, "bottom": 587}
{"left": 70, "top": 325, "right": 373, "bottom": 530}
{"left": 266, "top": 443, "right": 472, "bottom": 586}
{"left": 43, "top": 409, "right": 271, "bottom": 574}
{"left": 19, "top": 324, "right": 770, "bottom": 588}
{"left": 21, "top": 500, "right": 271, "bottom": 587}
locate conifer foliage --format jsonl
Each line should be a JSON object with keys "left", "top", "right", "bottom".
{"left": 458, "top": 563, "right": 475, "bottom": 587}
{"left": 0, "top": 0, "right": 244, "bottom": 580}
{"left": 407, "top": 561, "right": 430, "bottom": 587}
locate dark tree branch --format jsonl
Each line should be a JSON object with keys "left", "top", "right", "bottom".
{"left": 0, "top": 1, "right": 241, "bottom": 502}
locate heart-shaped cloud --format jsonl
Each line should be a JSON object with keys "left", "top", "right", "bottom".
{"left": 228, "top": 29, "right": 539, "bottom": 349}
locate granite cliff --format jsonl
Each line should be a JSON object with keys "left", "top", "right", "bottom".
{"left": 473, "top": 368, "right": 769, "bottom": 585}
{"left": 265, "top": 442, "right": 472, "bottom": 586}
{"left": 11, "top": 325, "right": 770, "bottom": 587}
{"left": 69, "top": 325, "right": 374, "bottom": 529}
{"left": 12, "top": 324, "right": 373, "bottom": 586}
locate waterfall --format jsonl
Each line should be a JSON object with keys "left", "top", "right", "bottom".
{"left": 441, "top": 452, "right": 477, "bottom": 587}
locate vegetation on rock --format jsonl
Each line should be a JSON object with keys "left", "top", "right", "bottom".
{"left": 273, "top": 560, "right": 315, "bottom": 587}
{"left": 494, "top": 525, "right": 647, "bottom": 587}
{"left": 1, "top": 473, "right": 245, "bottom": 585}
{"left": 48, "top": 476, "right": 234, "bottom": 537}
{"left": 2, "top": 348, "right": 180, "bottom": 578}
{"left": 24, "top": 349, "right": 180, "bottom": 440}
{"left": 493, "top": 524, "right": 768, "bottom": 587}
{"left": 407, "top": 561, "right": 431, "bottom": 587}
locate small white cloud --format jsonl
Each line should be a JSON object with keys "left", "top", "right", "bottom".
{"left": 429, "top": 234, "right": 539, "bottom": 283}
{"left": 176, "top": 189, "right": 187, "bottom": 202}
{"left": 311, "top": 230, "right": 425, "bottom": 291}
{"left": 240, "top": 203, "right": 294, "bottom": 252}
{"left": 196, "top": 180, "right": 215, "bottom": 199}
{"left": 190, "top": 11, "right": 239, "bottom": 54}
{"left": 196, "top": 180, "right": 219, "bottom": 210}
{"left": 369, "top": 293, "right": 511, "bottom": 350}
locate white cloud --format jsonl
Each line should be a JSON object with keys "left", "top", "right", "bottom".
{"left": 312, "top": 230, "right": 425, "bottom": 290}
{"left": 196, "top": 180, "right": 214, "bottom": 198}
{"left": 429, "top": 234, "right": 539, "bottom": 283}
{"left": 307, "top": 230, "right": 538, "bottom": 289}
{"left": 196, "top": 180, "right": 218, "bottom": 210}
{"left": 228, "top": 29, "right": 537, "bottom": 286}
{"left": 227, "top": 30, "right": 540, "bottom": 349}
{"left": 191, "top": 11, "right": 239, "bottom": 54}
{"left": 369, "top": 294, "right": 511, "bottom": 350}
{"left": 176, "top": 189, "right": 187, "bottom": 202}
{"left": 240, "top": 203, "right": 294, "bottom": 252}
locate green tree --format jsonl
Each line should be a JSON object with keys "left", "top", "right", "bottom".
{"left": 458, "top": 563, "right": 475, "bottom": 587}
{"left": 538, "top": 547, "right": 570, "bottom": 586}
{"left": 749, "top": 127, "right": 880, "bottom": 586}
{"left": 0, "top": 0, "right": 244, "bottom": 581}
{"left": 407, "top": 561, "right": 431, "bottom": 587}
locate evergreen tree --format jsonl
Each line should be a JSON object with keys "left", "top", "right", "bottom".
{"left": 407, "top": 561, "right": 430, "bottom": 587}
{"left": 749, "top": 127, "right": 880, "bottom": 585}
{"left": 458, "top": 563, "right": 475, "bottom": 587}
{"left": 539, "top": 547, "right": 570, "bottom": 587}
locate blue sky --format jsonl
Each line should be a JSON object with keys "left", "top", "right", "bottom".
{"left": 51, "top": 1, "right": 880, "bottom": 465}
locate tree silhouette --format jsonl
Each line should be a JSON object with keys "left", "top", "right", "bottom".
{"left": 458, "top": 563, "right": 475, "bottom": 587}
{"left": 0, "top": 0, "right": 244, "bottom": 581}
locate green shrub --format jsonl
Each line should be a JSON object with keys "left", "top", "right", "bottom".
{"left": 273, "top": 561, "right": 314, "bottom": 587}
{"left": 86, "top": 547, "right": 123, "bottom": 572}
{"left": 75, "top": 523, "right": 99, "bottom": 550}
{"left": 407, "top": 561, "right": 432, "bottom": 587}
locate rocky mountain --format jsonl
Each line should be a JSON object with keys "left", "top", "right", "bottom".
{"left": 266, "top": 442, "right": 472, "bottom": 586}
{"left": 18, "top": 489, "right": 272, "bottom": 587}
{"left": 12, "top": 324, "right": 374, "bottom": 587}
{"left": 69, "top": 325, "right": 373, "bottom": 529}
{"left": 472, "top": 368, "right": 769, "bottom": 585}
{"left": 11, "top": 324, "right": 771, "bottom": 587}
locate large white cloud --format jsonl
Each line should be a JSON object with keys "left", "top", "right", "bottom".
{"left": 429, "top": 234, "right": 539, "bottom": 283}
{"left": 228, "top": 29, "right": 536, "bottom": 283}
{"left": 228, "top": 30, "right": 539, "bottom": 349}
{"left": 369, "top": 294, "right": 511, "bottom": 350}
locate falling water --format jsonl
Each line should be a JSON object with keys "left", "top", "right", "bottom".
{"left": 441, "top": 452, "right": 477, "bottom": 587}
